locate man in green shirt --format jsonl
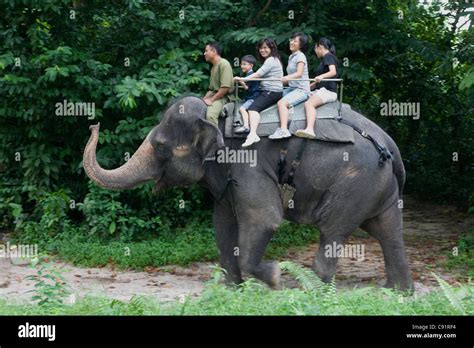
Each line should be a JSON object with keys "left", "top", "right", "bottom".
{"left": 203, "top": 42, "right": 234, "bottom": 125}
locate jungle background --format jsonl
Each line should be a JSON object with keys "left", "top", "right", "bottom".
{"left": 0, "top": 0, "right": 473, "bottom": 314}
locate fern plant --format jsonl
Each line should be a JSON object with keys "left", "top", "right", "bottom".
{"left": 280, "top": 261, "right": 325, "bottom": 292}
{"left": 432, "top": 272, "right": 467, "bottom": 315}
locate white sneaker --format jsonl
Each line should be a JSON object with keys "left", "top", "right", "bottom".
{"left": 295, "top": 129, "right": 316, "bottom": 139}
{"left": 235, "top": 125, "right": 250, "bottom": 134}
{"left": 269, "top": 127, "right": 291, "bottom": 139}
{"left": 242, "top": 134, "right": 260, "bottom": 148}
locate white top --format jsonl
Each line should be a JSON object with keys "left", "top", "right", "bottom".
{"left": 256, "top": 57, "right": 283, "bottom": 92}
{"left": 287, "top": 51, "right": 310, "bottom": 92}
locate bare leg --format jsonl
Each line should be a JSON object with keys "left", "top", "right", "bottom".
{"left": 239, "top": 107, "right": 249, "bottom": 128}
{"left": 248, "top": 110, "right": 261, "bottom": 136}
{"left": 277, "top": 99, "right": 290, "bottom": 131}
{"left": 302, "top": 95, "right": 323, "bottom": 134}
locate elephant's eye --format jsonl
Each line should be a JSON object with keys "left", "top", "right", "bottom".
{"left": 155, "top": 142, "right": 171, "bottom": 158}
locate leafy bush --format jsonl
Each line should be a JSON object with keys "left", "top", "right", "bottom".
{"left": 26, "top": 256, "right": 71, "bottom": 307}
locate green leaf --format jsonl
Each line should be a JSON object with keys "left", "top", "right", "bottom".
{"left": 109, "top": 221, "right": 116, "bottom": 234}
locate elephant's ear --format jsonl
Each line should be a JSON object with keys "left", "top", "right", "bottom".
{"left": 196, "top": 118, "right": 225, "bottom": 160}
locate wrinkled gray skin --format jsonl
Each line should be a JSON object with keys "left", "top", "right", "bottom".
{"left": 83, "top": 96, "right": 413, "bottom": 291}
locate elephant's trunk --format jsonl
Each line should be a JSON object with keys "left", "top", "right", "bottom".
{"left": 83, "top": 123, "right": 158, "bottom": 190}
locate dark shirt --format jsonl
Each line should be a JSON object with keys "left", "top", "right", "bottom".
{"left": 315, "top": 53, "right": 339, "bottom": 93}
{"left": 243, "top": 70, "right": 260, "bottom": 101}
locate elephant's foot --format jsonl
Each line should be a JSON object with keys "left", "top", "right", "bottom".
{"left": 312, "top": 261, "right": 335, "bottom": 283}
{"left": 223, "top": 273, "right": 244, "bottom": 287}
{"left": 383, "top": 278, "right": 414, "bottom": 295}
{"left": 268, "top": 261, "right": 281, "bottom": 289}
{"left": 242, "top": 260, "right": 281, "bottom": 289}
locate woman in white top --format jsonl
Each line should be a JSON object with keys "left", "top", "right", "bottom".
{"left": 269, "top": 32, "right": 311, "bottom": 140}
{"left": 235, "top": 38, "right": 284, "bottom": 148}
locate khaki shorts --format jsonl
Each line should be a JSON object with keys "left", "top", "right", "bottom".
{"left": 206, "top": 96, "right": 230, "bottom": 125}
{"left": 312, "top": 87, "right": 338, "bottom": 104}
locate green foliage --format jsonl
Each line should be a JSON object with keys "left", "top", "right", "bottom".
{"left": 458, "top": 227, "right": 474, "bottom": 253}
{"left": 266, "top": 221, "right": 319, "bottom": 258}
{"left": 11, "top": 219, "right": 316, "bottom": 270}
{"left": 49, "top": 222, "right": 218, "bottom": 269}
{"left": 280, "top": 261, "right": 326, "bottom": 292}
{"left": 25, "top": 255, "right": 71, "bottom": 307}
{"left": 445, "top": 202, "right": 474, "bottom": 276}
{"left": 13, "top": 189, "right": 74, "bottom": 246}
{"left": 76, "top": 183, "right": 169, "bottom": 242}
{"left": 1, "top": 275, "right": 473, "bottom": 315}
{"left": 432, "top": 272, "right": 468, "bottom": 315}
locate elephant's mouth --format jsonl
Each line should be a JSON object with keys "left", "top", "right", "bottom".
{"left": 152, "top": 177, "right": 162, "bottom": 192}
{"left": 152, "top": 171, "right": 166, "bottom": 193}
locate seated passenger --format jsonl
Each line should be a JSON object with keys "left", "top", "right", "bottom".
{"left": 295, "top": 38, "right": 339, "bottom": 139}
{"left": 235, "top": 55, "right": 260, "bottom": 134}
{"left": 269, "top": 32, "right": 311, "bottom": 140}
{"left": 234, "top": 37, "right": 283, "bottom": 148}
{"left": 202, "top": 42, "right": 234, "bottom": 125}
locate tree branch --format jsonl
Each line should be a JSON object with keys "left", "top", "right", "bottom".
{"left": 247, "top": 0, "right": 273, "bottom": 27}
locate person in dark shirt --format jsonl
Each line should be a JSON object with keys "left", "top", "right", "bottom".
{"left": 295, "top": 38, "right": 339, "bottom": 139}
{"left": 235, "top": 55, "right": 260, "bottom": 133}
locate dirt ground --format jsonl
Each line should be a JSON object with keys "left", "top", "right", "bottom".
{"left": 0, "top": 196, "right": 472, "bottom": 304}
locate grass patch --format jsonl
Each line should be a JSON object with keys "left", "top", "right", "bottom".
{"left": 443, "top": 227, "right": 474, "bottom": 277}
{"left": 46, "top": 222, "right": 218, "bottom": 270}
{"left": 38, "top": 220, "right": 318, "bottom": 270}
{"left": 0, "top": 263, "right": 472, "bottom": 315}
{"left": 445, "top": 250, "right": 474, "bottom": 277}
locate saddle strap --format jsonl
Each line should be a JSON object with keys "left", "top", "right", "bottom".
{"left": 277, "top": 138, "right": 308, "bottom": 187}
{"left": 287, "top": 138, "right": 308, "bottom": 187}
{"left": 337, "top": 118, "right": 393, "bottom": 166}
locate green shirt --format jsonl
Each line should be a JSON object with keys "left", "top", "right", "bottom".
{"left": 209, "top": 58, "right": 234, "bottom": 95}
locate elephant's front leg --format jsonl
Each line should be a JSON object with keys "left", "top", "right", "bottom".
{"left": 213, "top": 200, "right": 243, "bottom": 285}
{"left": 236, "top": 206, "right": 283, "bottom": 289}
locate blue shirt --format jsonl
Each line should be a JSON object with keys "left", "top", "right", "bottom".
{"left": 243, "top": 70, "right": 260, "bottom": 101}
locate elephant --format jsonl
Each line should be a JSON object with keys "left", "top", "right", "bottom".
{"left": 83, "top": 96, "right": 413, "bottom": 291}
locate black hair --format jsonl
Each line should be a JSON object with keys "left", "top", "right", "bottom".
{"left": 241, "top": 54, "right": 256, "bottom": 66}
{"left": 316, "top": 37, "right": 336, "bottom": 57}
{"left": 256, "top": 37, "right": 281, "bottom": 64}
{"left": 206, "top": 42, "right": 222, "bottom": 56}
{"left": 291, "top": 32, "right": 309, "bottom": 53}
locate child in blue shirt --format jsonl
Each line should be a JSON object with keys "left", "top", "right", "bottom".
{"left": 235, "top": 55, "right": 260, "bottom": 134}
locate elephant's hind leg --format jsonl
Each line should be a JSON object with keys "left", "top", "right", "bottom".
{"left": 361, "top": 203, "right": 413, "bottom": 292}
{"left": 313, "top": 224, "right": 358, "bottom": 283}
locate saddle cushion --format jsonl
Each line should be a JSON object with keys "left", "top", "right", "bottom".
{"left": 222, "top": 101, "right": 355, "bottom": 143}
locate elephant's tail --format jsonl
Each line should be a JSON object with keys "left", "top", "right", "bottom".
{"left": 391, "top": 146, "right": 406, "bottom": 198}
